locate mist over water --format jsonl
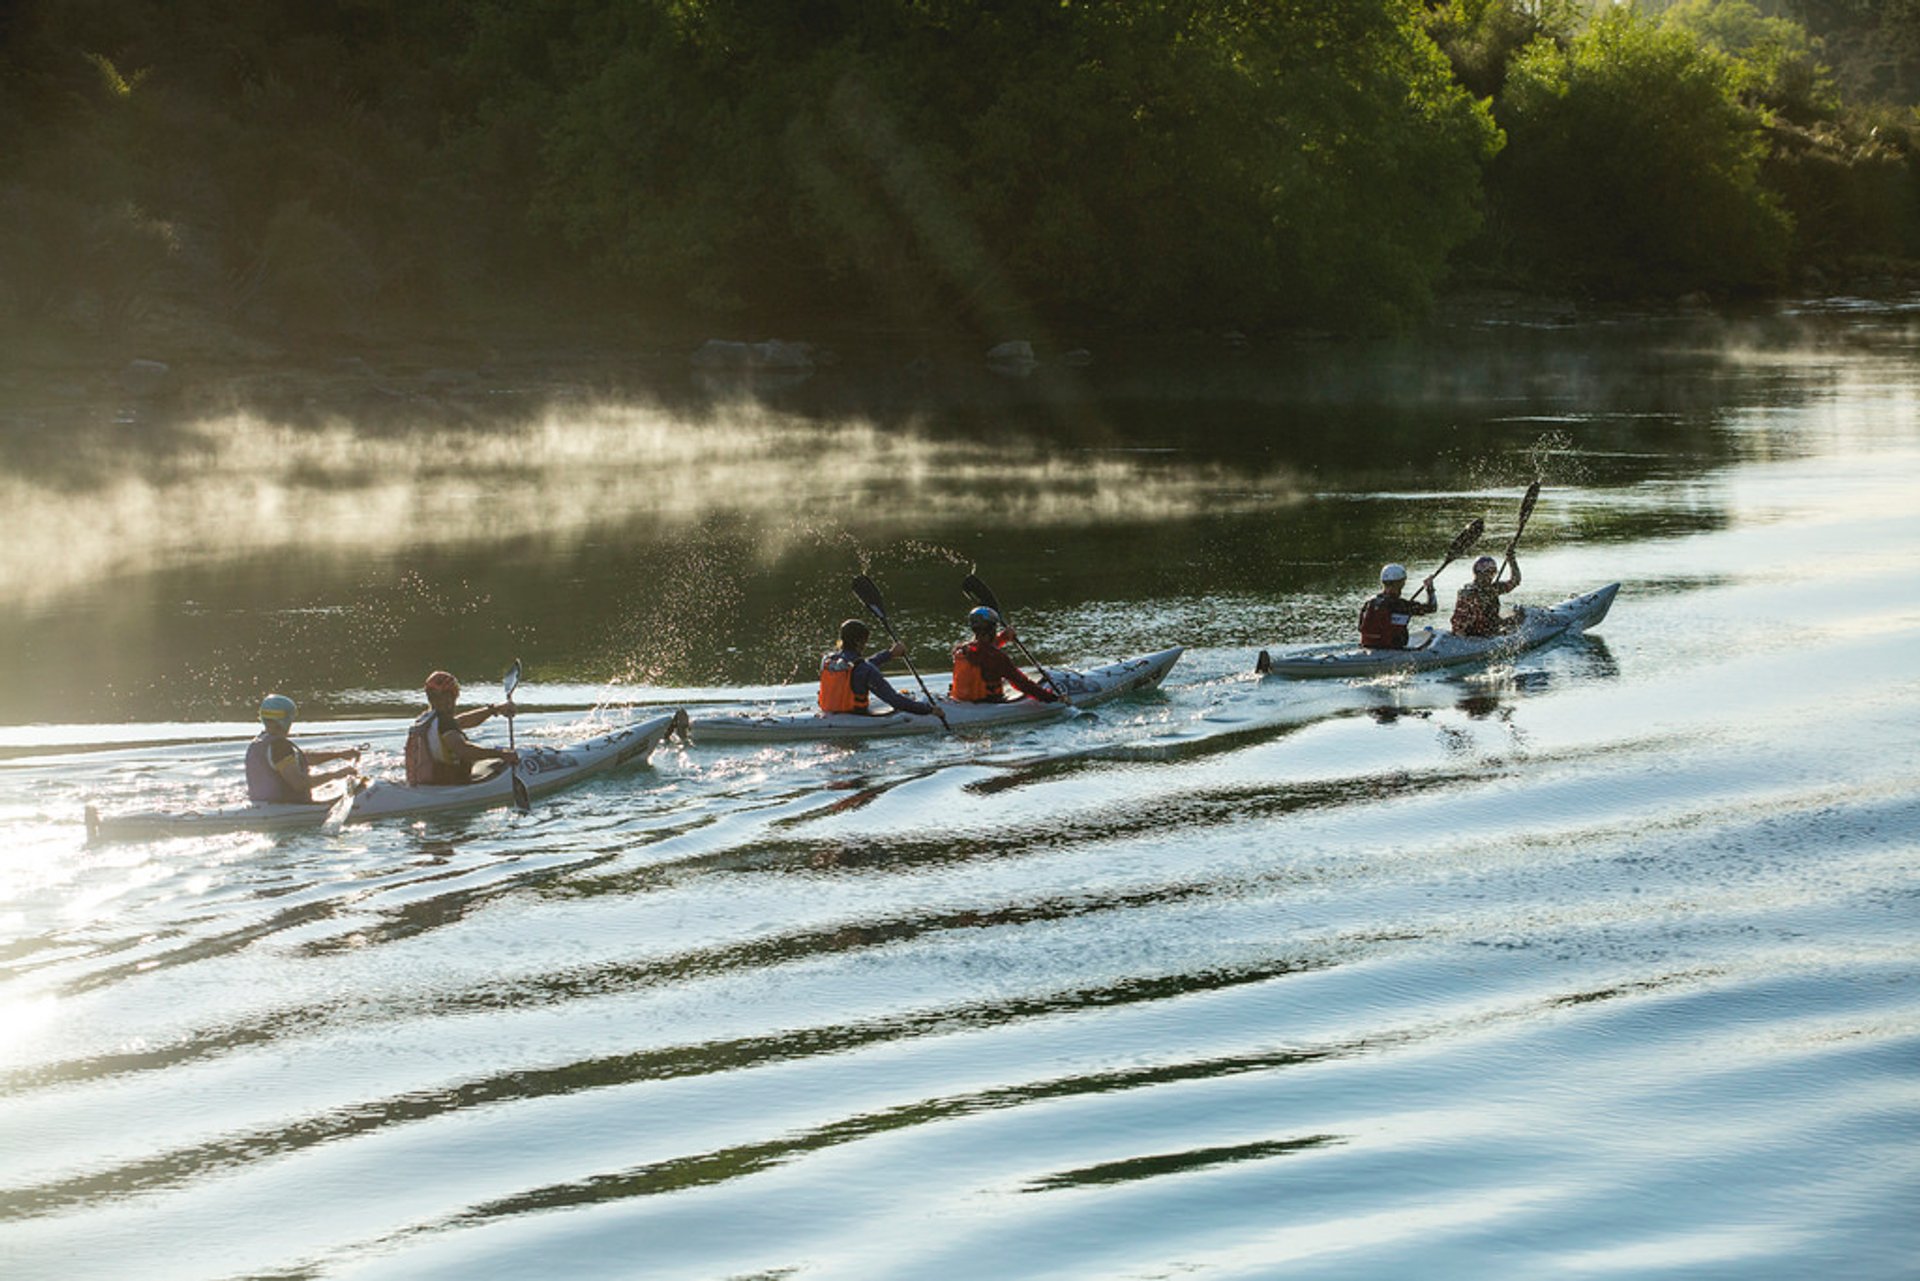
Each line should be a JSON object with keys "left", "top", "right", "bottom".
{"left": 1, "top": 307, "right": 1916, "bottom": 1279}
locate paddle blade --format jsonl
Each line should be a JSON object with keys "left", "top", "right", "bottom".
{"left": 851, "top": 574, "right": 888, "bottom": 621}
{"left": 511, "top": 771, "right": 531, "bottom": 815}
{"left": 961, "top": 573, "right": 1003, "bottom": 617}
{"left": 1448, "top": 518, "right": 1486, "bottom": 560}
{"left": 1515, "top": 480, "right": 1541, "bottom": 531}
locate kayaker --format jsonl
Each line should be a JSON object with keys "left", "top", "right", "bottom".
{"left": 245, "top": 694, "right": 361, "bottom": 804}
{"left": 819, "top": 619, "right": 938, "bottom": 717}
{"left": 404, "top": 670, "right": 520, "bottom": 785}
{"left": 952, "top": 607, "right": 1062, "bottom": 704}
{"left": 1358, "top": 563, "right": 1437, "bottom": 649}
{"left": 1451, "top": 554, "right": 1524, "bottom": 637}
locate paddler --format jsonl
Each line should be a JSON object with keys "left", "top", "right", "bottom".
{"left": 1358, "top": 562, "right": 1437, "bottom": 649}
{"left": 819, "top": 619, "right": 938, "bottom": 717}
{"left": 246, "top": 694, "right": 361, "bottom": 804}
{"left": 951, "top": 607, "right": 1062, "bottom": 704}
{"left": 404, "top": 670, "right": 520, "bottom": 785}
{"left": 1451, "top": 554, "right": 1524, "bottom": 637}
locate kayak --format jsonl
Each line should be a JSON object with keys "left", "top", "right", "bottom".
{"left": 340, "top": 709, "right": 688, "bottom": 822}
{"left": 688, "top": 647, "right": 1184, "bottom": 743}
{"left": 86, "top": 797, "right": 341, "bottom": 842}
{"left": 1255, "top": 584, "right": 1619, "bottom": 678}
{"left": 84, "top": 710, "right": 688, "bottom": 841}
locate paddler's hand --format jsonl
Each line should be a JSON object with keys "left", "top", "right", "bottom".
{"left": 887, "top": 640, "right": 908, "bottom": 659}
{"left": 493, "top": 700, "right": 517, "bottom": 720}
{"left": 499, "top": 748, "right": 521, "bottom": 766}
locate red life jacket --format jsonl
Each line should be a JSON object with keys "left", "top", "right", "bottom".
{"left": 951, "top": 640, "right": 1003, "bottom": 702}
{"left": 405, "top": 709, "right": 467, "bottom": 785}
{"left": 818, "top": 652, "right": 869, "bottom": 713}
{"left": 1358, "top": 592, "right": 1409, "bottom": 649}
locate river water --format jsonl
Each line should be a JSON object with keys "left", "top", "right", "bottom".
{"left": 2, "top": 305, "right": 1916, "bottom": 1279}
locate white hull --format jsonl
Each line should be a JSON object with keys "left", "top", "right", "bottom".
{"left": 342, "top": 711, "right": 687, "bottom": 821}
{"left": 86, "top": 711, "right": 687, "bottom": 840}
{"left": 1258, "top": 585, "right": 1619, "bottom": 679}
{"left": 689, "top": 648, "right": 1184, "bottom": 743}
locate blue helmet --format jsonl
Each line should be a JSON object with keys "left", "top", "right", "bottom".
{"left": 259, "top": 693, "right": 297, "bottom": 724}
{"left": 967, "top": 605, "right": 999, "bottom": 631}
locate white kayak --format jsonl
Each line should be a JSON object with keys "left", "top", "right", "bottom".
{"left": 1256, "top": 584, "right": 1619, "bottom": 679}
{"left": 85, "top": 710, "right": 687, "bottom": 841}
{"left": 688, "top": 647, "right": 1184, "bottom": 743}
{"left": 340, "top": 709, "right": 688, "bottom": 822}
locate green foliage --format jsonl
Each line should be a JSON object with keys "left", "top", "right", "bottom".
{"left": 519, "top": 0, "right": 1501, "bottom": 330}
{"left": 1492, "top": 5, "right": 1792, "bottom": 293}
{"left": 1665, "top": 0, "right": 1837, "bottom": 121}
{"left": 1425, "top": 0, "right": 1582, "bottom": 100}
{"left": 3, "top": 0, "right": 1919, "bottom": 347}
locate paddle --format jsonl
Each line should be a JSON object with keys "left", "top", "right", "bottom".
{"left": 1501, "top": 480, "right": 1542, "bottom": 571}
{"left": 851, "top": 574, "right": 951, "bottom": 731}
{"left": 503, "top": 658, "right": 531, "bottom": 814}
{"left": 961, "top": 572, "right": 1061, "bottom": 698}
{"left": 1420, "top": 516, "right": 1486, "bottom": 595}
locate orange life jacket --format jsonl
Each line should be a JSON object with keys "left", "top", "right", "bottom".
{"left": 951, "top": 640, "right": 1004, "bottom": 702}
{"left": 818, "top": 652, "right": 869, "bottom": 713}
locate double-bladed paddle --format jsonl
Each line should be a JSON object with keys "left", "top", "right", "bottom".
{"left": 851, "top": 575, "right": 951, "bottom": 731}
{"left": 1501, "top": 480, "right": 1542, "bottom": 571}
{"left": 1421, "top": 516, "right": 1486, "bottom": 594}
{"left": 503, "top": 658, "right": 531, "bottom": 814}
{"left": 961, "top": 572, "right": 1062, "bottom": 699}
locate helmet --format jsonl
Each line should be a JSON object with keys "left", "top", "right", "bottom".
{"left": 1473, "top": 555, "right": 1499, "bottom": 574}
{"left": 424, "top": 670, "right": 460, "bottom": 697}
{"left": 967, "top": 605, "right": 1000, "bottom": 631}
{"left": 1379, "top": 563, "right": 1408, "bottom": 584}
{"left": 259, "top": 693, "right": 296, "bottom": 723}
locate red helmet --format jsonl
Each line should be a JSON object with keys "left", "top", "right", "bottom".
{"left": 424, "top": 670, "right": 460, "bottom": 696}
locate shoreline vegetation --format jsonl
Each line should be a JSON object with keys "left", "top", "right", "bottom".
{"left": 5, "top": 1, "right": 1920, "bottom": 395}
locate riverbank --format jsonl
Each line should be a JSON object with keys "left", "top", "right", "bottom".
{"left": 8, "top": 269, "right": 1920, "bottom": 430}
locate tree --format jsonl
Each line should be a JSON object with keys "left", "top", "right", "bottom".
{"left": 1492, "top": 6, "right": 1791, "bottom": 293}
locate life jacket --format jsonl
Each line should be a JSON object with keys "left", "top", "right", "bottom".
{"left": 405, "top": 709, "right": 468, "bottom": 785}
{"left": 951, "top": 640, "right": 1005, "bottom": 702}
{"left": 818, "top": 651, "right": 870, "bottom": 714}
{"left": 1358, "top": 592, "right": 1411, "bottom": 649}
{"left": 1451, "top": 584, "right": 1502, "bottom": 637}
{"left": 245, "top": 730, "right": 309, "bottom": 803}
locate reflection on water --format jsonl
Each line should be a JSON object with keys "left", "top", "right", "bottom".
{"left": 2, "top": 306, "right": 1918, "bottom": 1279}
{"left": 0, "top": 313, "right": 1867, "bottom": 723}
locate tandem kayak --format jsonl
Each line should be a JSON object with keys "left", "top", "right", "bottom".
{"left": 84, "top": 710, "right": 688, "bottom": 841}
{"left": 339, "top": 709, "right": 689, "bottom": 823}
{"left": 688, "top": 647, "right": 1184, "bottom": 743}
{"left": 1255, "top": 584, "right": 1619, "bottom": 679}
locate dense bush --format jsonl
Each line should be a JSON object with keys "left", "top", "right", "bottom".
{"left": 1490, "top": 6, "right": 1792, "bottom": 294}
{"left": 1, "top": 0, "right": 1917, "bottom": 348}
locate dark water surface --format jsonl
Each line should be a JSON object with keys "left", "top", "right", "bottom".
{"left": 2, "top": 306, "right": 1917, "bottom": 1278}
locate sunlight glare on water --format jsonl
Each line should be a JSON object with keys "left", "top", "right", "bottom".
{"left": 0, "top": 309, "right": 1916, "bottom": 1279}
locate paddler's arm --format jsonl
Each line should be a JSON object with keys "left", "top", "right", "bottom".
{"left": 441, "top": 726, "right": 519, "bottom": 767}
{"left": 982, "top": 646, "right": 1059, "bottom": 703}
{"left": 1408, "top": 582, "right": 1438, "bottom": 614}
{"left": 861, "top": 664, "right": 937, "bottom": 717}
{"left": 454, "top": 701, "right": 514, "bottom": 730}
{"left": 1499, "top": 556, "right": 1522, "bottom": 592}
{"left": 272, "top": 742, "right": 355, "bottom": 792}
{"left": 305, "top": 745, "right": 361, "bottom": 765}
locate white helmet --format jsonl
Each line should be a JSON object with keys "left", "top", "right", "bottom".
{"left": 1379, "top": 563, "right": 1408, "bottom": 583}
